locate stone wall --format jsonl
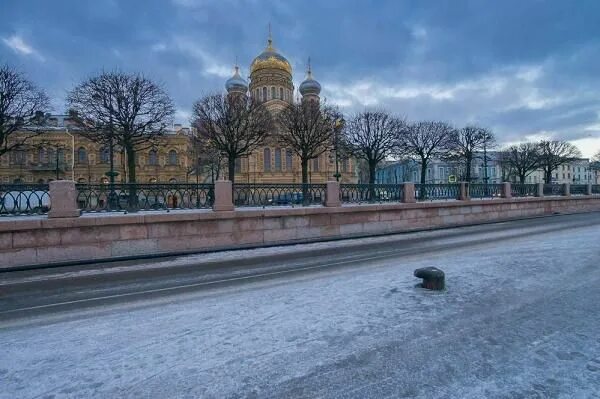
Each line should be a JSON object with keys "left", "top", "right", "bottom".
{"left": 2, "top": 195, "right": 600, "bottom": 269}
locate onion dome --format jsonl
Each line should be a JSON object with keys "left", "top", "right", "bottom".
{"left": 225, "top": 65, "right": 248, "bottom": 93}
{"left": 299, "top": 59, "right": 321, "bottom": 96}
{"left": 250, "top": 32, "right": 292, "bottom": 75}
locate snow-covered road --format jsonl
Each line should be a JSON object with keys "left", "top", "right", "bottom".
{"left": 1, "top": 214, "right": 600, "bottom": 398}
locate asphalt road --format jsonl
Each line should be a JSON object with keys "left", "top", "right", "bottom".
{"left": 1, "top": 212, "right": 600, "bottom": 398}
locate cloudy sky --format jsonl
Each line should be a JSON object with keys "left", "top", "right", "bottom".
{"left": 2, "top": 0, "right": 600, "bottom": 156}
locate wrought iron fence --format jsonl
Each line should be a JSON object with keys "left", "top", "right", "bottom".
{"left": 543, "top": 184, "right": 564, "bottom": 196}
{"left": 511, "top": 183, "right": 538, "bottom": 197}
{"left": 469, "top": 183, "right": 504, "bottom": 199}
{"left": 592, "top": 185, "right": 600, "bottom": 195}
{"left": 0, "top": 184, "right": 51, "bottom": 216}
{"left": 570, "top": 184, "right": 588, "bottom": 196}
{"left": 233, "top": 183, "right": 326, "bottom": 207}
{"left": 414, "top": 184, "right": 460, "bottom": 201}
{"left": 76, "top": 183, "right": 214, "bottom": 212}
{"left": 340, "top": 183, "right": 404, "bottom": 204}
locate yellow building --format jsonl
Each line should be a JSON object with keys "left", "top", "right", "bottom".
{"left": 0, "top": 115, "right": 194, "bottom": 185}
{"left": 223, "top": 33, "right": 357, "bottom": 184}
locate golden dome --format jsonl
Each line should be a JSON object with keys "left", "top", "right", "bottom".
{"left": 250, "top": 35, "right": 292, "bottom": 75}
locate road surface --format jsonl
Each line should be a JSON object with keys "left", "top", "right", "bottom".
{"left": 1, "top": 213, "right": 600, "bottom": 398}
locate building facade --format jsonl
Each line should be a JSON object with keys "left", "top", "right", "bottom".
{"left": 0, "top": 115, "right": 194, "bottom": 185}
{"left": 222, "top": 33, "right": 357, "bottom": 184}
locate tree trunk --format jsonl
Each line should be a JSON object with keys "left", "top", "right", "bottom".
{"left": 419, "top": 159, "right": 428, "bottom": 200}
{"left": 228, "top": 156, "right": 236, "bottom": 185}
{"left": 368, "top": 160, "right": 377, "bottom": 202}
{"left": 125, "top": 146, "right": 137, "bottom": 211}
{"left": 465, "top": 155, "right": 472, "bottom": 182}
{"left": 301, "top": 158, "right": 309, "bottom": 205}
{"left": 519, "top": 173, "right": 526, "bottom": 184}
{"left": 545, "top": 167, "right": 552, "bottom": 184}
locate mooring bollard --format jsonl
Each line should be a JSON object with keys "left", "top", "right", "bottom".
{"left": 414, "top": 267, "right": 445, "bottom": 290}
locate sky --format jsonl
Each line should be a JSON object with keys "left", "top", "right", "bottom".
{"left": 1, "top": 0, "right": 600, "bottom": 157}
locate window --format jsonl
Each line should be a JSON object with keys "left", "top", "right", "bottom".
{"left": 279, "top": 87, "right": 283, "bottom": 100}
{"left": 77, "top": 178, "right": 87, "bottom": 183}
{"left": 312, "top": 157, "right": 319, "bottom": 172}
{"left": 271, "top": 87, "right": 276, "bottom": 99}
{"left": 77, "top": 147, "right": 87, "bottom": 164}
{"left": 149, "top": 177, "right": 158, "bottom": 183}
{"left": 342, "top": 159, "right": 349, "bottom": 173}
{"left": 169, "top": 178, "right": 177, "bottom": 183}
{"left": 262, "top": 87, "right": 267, "bottom": 101}
{"left": 286, "top": 149, "right": 293, "bottom": 171}
{"left": 37, "top": 147, "right": 46, "bottom": 163}
{"left": 12, "top": 150, "right": 26, "bottom": 165}
{"left": 168, "top": 150, "right": 177, "bottom": 165}
{"left": 235, "top": 158, "right": 242, "bottom": 173}
{"left": 274, "top": 148, "right": 282, "bottom": 171}
{"left": 264, "top": 148, "right": 271, "bottom": 172}
{"left": 148, "top": 150, "right": 158, "bottom": 166}
{"left": 100, "top": 147, "right": 110, "bottom": 163}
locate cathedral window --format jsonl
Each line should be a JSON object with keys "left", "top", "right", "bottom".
{"left": 264, "top": 148, "right": 271, "bottom": 172}
{"left": 271, "top": 87, "right": 275, "bottom": 99}
{"left": 100, "top": 147, "right": 110, "bottom": 163}
{"left": 77, "top": 147, "right": 88, "bottom": 164}
{"left": 235, "top": 157, "right": 242, "bottom": 173}
{"left": 286, "top": 149, "right": 293, "bottom": 171}
{"left": 168, "top": 150, "right": 178, "bottom": 165}
{"left": 279, "top": 87, "right": 283, "bottom": 100}
{"left": 312, "top": 157, "right": 319, "bottom": 172}
{"left": 262, "top": 87, "right": 267, "bottom": 101}
{"left": 274, "top": 148, "right": 282, "bottom": 171}
{"left": 148, "top": 150, "right": 158, "bottom": 166}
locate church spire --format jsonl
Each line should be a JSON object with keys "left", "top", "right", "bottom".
{"left": 267, "top": 23, "right": 273, "bottom": 50}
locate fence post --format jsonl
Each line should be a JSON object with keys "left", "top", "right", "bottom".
{"left": 501, "top": 182, "right": 512, "bottom": 199}
{"left": 587, "top": 183, "right": 593, "bottom": 196}
{"left": 562, "top": 182, "right": 571, "bottom": 197}
{"left": 458, "top": 182, "right": 470, "bottom": 201}
{"left": 536, "top": 183, "right": 544, "bottom": 197}
{"left": 48, "top": 180, "right": 81, "bottom": 218}
{"left": 325, "top": 181, "right": 341, "bottom": 207}
{"left": 213, "top": 180, "right": 234, "bottom": 211}
{"left": 402, "top": 182, "right": 416, "bottom": 203}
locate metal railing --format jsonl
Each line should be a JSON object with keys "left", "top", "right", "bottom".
{"left": 340, "top": 183, "right": 404, "bottom": 204}
{"left": 414, "top": 184, "right": 460, "bottom": 201}
{"left": 511, "top": 183, "right": 538, "bottom": 197}
{"left": 570, "top": 184, "right": 588, "bottom": 196}
{"left": 469, "top": 183, "right": 503, "bottom": 199}
{"left": 543, "top": 184, "right": 564, "bottom": 196}
{"left": 0, "top": 184, "right": 51, "bottom": 216}
{"left": 592, "top": 185, "right": 600, "bottom": 195}
{"left": 233, "top": 183, "right": 326, "bottom": 207}
{"left": 76, "top": 183, "right": 214, "bottom": 212}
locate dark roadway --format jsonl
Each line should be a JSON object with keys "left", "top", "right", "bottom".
{"left": 1, "top": 212, "right": 600, "bottom": 398}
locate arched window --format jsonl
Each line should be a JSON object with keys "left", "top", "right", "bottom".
{"left": 235, "top": 157, "right": 242, "bottom": 173}
{"left": 57, "top": 148, "right": 65, "bottom": 162}
{"left": 169, "top": 178, "right": 177, "bottom": 183}
{"left": 149, "top": 177, "right": 158, "bottom": 183}
{"left": 11, "top": 150, "right": 26, "bottom": 165}
{"left": 264, "top": 148, "right": 271, "bottom": 172}
{"left": 312, "top": 157, "right": 319, "bottom": 172}
{"left": 37, "top": 147, "right": 46, "bottom": 163}
{"left": 168, "top": 150, "right": 177, "bottom": 165}
{"left": 77, "top": 147, "right": 87, "bottom": 164}
{"left": 100, "top": 177, "right": 109, "bottom": 184}
{"left": 274, "top": 148, "right": 282, "bottom": 171}
{"left": 286, "top": 149, "right": 293, "bottom": 171}
{"left": 77, "top": 177, "right": 87, "bottom": 183}
{"left": 149, "top": 150, "right": 158, "bottom": 166}
{"left": 279, "top": 87, "right": 283, "bottom": 100}
{"left": 342, "top": 159, "right": 349, "bottom": 173}
{"left": 99, "top": 147, "right": 110, "bottom": 163}
{"left": 262, "top": 87, "right": 267, "bottom": 101}
{"left": 271, "top": 87, "right": 276, "bottom": 99}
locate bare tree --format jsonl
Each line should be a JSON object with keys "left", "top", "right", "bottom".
{"left": 277, "top": 100, "right": 340, "bottom": 186}
{"left": 0, "top": 64, "right": 50, "bottom": 157}
{"left": 343, "top": 110, "right": 402, "bottom": 187}
{"left": 537, "top": 140, "right": 581, "bottom": 183}
{"left": 192, "top": 93, "right": 273, "bottom": 184}
{"left": 449, "top": 125, "right": 495, "bottom": 182}
{"left": 67, "top": 71, "right": 175, "bottom": 184}
{"left": 397, "top": 121, "right": 457, "bottom": 187}
{"left": 499, "top": 143, "right": 540, "bottom": 183}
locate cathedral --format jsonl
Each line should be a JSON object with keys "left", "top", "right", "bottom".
{"left": 222, "top": 32, "right": 357, "bottom": 184}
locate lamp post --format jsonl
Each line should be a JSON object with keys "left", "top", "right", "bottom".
{"left": 333, "top": 117, "right": 344, "bottom": 182}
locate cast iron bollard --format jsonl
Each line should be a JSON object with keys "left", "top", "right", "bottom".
{"left": 414, "top": 267, "right": 445, "bottom": 290}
